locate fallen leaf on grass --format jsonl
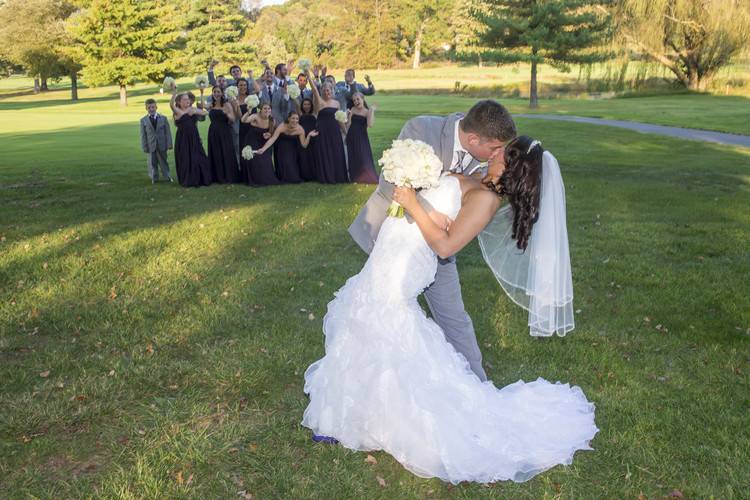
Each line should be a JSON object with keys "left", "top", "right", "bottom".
{"left": 308, "top": 313, "right": 315, "bottom": 320}
{"left": 668, "top": 490, "right": 684, "bottom": 498}
{"left": 376, "top": 475, "right": 387, "bottom": 487}
{"left": 109, "top": 287, "right": 117, "bottom": 301}
{"left": 39, "top": 370, "right": 50, "bottom": 378}
{"left": 145, "top": 344, "right": 154, "bottom": 355}
{"left": 365, "top": 454, "right": 378, "bottom": 465}
{"left": 237, "top": 491, "right": 253, "bottom": 499}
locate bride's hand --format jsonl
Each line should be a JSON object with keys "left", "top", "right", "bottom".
{"left": 429, "top": 210, "right": 453, "bottom": 231}
{"left": 393, "top": 186, "right": 418, "bottom": 212}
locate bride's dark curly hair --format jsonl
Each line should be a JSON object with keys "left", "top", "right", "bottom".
{"left": 485, "top": 135, "right": 543, "bottom": 251}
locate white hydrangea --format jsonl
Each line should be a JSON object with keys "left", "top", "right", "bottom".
{"left": 224, "top": 85, "right": 239, "bottom": 100}
{"left": 162, "top": 76, "right": 175, "bottom": 90}
{"left": 287, "top": 83, "right": 301, "bottom": 100}
{"left": 378, "top": 139, "right": 443, "bottom": 217}
{"left": 194, "top": 74, "right": 209, "bottom": 89}
{"left": 241, "top": 146, "right": 254, "bottom": 160}
{"left": 297, "top": 58, "right": 312, "bottom": 72}
{"left": 334, "top": 110, "right": 347, "bottom": 123}
{"left": 245, "top": 94, "right": 260, "bottom": 108}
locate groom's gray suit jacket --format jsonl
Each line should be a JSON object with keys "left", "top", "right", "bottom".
{"left": 347, "top": 112, "right": 487, "bottom": 381}
{"left": 349, "top": 112, "right": 479, "bottom": 254}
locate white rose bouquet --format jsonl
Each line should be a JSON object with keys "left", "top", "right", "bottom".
{"left": 287, "top": 83, "right": 301, "bottom": 100}
{"left": 379, "top": 139, "right": 443, "bottom": 218}
{"left": 162, "top": 76, "right": 176, "bottom": 90}
{"left": 194, "top": 74, "right": 209, "bottom": 89}
{"left": 224, "top": 85, "right": 239, "bottom": 100}
{"left": 334, "top": 110, "right": 347, "bottom": 123}
{"left": 245, "top": 94, "right": 260, "bottom": 108}
{"left": 241, "top": 146, "right": 254, "bottom": 160}
{"left": 297, "top": 58, "right": 312, "bottom": 72}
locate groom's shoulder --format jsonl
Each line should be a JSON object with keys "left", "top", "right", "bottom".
{"left": 398, "top": 113, "right": 462, "bottom": 140}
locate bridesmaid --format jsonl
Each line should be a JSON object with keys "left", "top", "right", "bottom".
{"left": 256, "top": 111, "right": 318, "bottom": 184}
{"left": 345, "top": 92, "right": 379, "bottom": 184}
{"left": 240, "top": 102, "right": 281, "bottom": 186}
{"left": 169, "top": 86, "right": 212, "bottom": 187}
{"left": 306, "top": 70, "right": 348, "bottom": 184}
{"left": 207, "top": 85, "right": 239, "bottom": 183}
{"left": 297, "top": 98, "right": 318, "bottom": 181}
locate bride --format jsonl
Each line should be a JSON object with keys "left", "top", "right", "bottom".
{"left": 302, "top": 135, "right": 598, "bottom": 483}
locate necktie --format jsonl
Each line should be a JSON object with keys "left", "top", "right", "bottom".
{"left": 149, "top": 115, "right": 157, "bottom": 130}
{"left": 268, "top": 85, "right": 273, "bottom": 99}
{"left": 452, "top": 150, "right": 467, "bottom": 172}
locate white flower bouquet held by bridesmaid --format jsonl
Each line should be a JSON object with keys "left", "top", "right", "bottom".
{"left": 194, "top": 74, "right": 209, "bottom": 89}
{"left": 379, "top": 139, "right": 443, "bottom": 217}
{"left": 224, "top": 85, "right": 239, "bottom": 100}
{"left": 245, "top": 94, "right": 260, "bottom": 108}
{"left": 241, "top": 146, "right": 254, "bottom": 160}
{"left": 334, "top": 110, "right": 347, "bottom": 123}
{"left": 287, "top": 83, "right": 301, "bottom": 100}
{"left": 162, "top": 76, "right": 175, "bottom": 90}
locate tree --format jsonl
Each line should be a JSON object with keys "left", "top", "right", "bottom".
{"left": 469, "top": 0, "right": 613, "bottom": 107}
{"left": 395, "top": 0, "right": 454, "bottom": 69}
{"left": 182, "top": 0, "right": 254, "bottom": 72}
{"left": 0, "top": 0, "right": 80, "bottom": 95}
{"left": 616, "top": 0, "right": 750, "bottom": 91}
{"left": 70, "top": 0, "right": 182, "bottom": 106}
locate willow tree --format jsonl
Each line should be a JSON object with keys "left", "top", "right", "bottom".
{"left": 617, "top": 0, "right": 750, "bottom": 90}
{"left": 471, "top": 0, "right": 614, "bottom": 108}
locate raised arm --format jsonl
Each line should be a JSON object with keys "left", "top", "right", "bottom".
{"left": 360, "top": 75, "right": 375, "bottom": 96}
{"left": 306, "top": 69, "right": 323, "bottom": 112}
{"left": 299, "top": 129, "right": 319, "bottom": 148}
{"left": 223, "top": 101, "right": 235, "bottom": 123}
{"left": 393, "top": 184, "right": 500, "bottom": 259}
{"left": 367, "top": 104, "right": 376, "bottom": 128}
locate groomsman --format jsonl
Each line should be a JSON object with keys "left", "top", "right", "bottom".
{"left": 259, "top": 66, "right": 292, "bottom": 124}
{"left": 140, "top": 98, "right": 173, "bottom": 183}
{"left": 208, "top": 61, "right": 242, "bottom": 87}
{"left": 336, "top": 69, "right": 375, "bottom": 109}
{"left": 292, "top": 72, "right": 314, "bottom": 112}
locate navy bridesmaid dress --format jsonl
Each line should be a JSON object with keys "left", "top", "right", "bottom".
{"left": 299, "top": 113, "right": 317, "bottom": 181}
{"left": 174, "top": 114, "right": 212, "bottom": 187}
{"left": 244, "top": 125, "right": 281, "bottom": 186}
{"left": 207, "top": 108, "right": 239, "bottom": 183}
{"left": 274, "top": 132, "right": 304, "bottom": 184}
{"left": 314, "top": 107, "right": 348, "bottom": 184}
{"left": 345, "top": 114, "right": 378, "bottom": 184}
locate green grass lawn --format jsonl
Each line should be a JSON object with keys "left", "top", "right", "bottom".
{"left": 1, "top": 81, "right": 749, "bottom": 498}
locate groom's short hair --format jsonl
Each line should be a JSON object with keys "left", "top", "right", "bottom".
{"left": 461, "top": 100, "right": 516, "bottom": 142}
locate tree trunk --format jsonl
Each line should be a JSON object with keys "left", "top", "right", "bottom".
{"left": 412, "top": 20, "right": 425, "bottom": 70}
{"left": 478, "top": 53, "right": 483, "bottom": 68}
{"left": 119, "top": 85, "right": 127, "bottom": 106}
{"left": 529, "top": 54, "right": 539, "bottom": 108}
{"left": 71, "top": 72, "right": 78, "bottom": 101}
{"left": 41, "top": 78, "right": 49, "bottom": 91}
{"left": 33, "top": 78, "right": 40, "bottom": 94}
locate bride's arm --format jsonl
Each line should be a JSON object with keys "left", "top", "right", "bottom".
{"left": 394, "top": 186, "right": 500, "bottom": 259}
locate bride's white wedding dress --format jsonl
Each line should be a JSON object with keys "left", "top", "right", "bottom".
{"left": 302, "top": 175, "right": 598, "bottom": 483}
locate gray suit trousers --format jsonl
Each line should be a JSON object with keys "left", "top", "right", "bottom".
{"left": 424, "top": 256, "right": 487, "bottom": 381}
{"left": 148, "top": 150, "right": 171, "bottom": 180}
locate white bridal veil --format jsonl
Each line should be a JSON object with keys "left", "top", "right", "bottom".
{"left": 478, "top": 150, "right": 574, "bottom": 337}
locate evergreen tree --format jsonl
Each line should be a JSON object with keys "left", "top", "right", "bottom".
{"left": 70, "top": 0, "right": 182, "bottom": 106}
{"left": 183, "top": 0, "right": 254, "bottom": 72}
{"left": 470, "top": 0, "right": 613, "bottom": 107}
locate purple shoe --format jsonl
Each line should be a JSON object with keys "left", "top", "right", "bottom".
{"left": 312, "top": 434, "right": 339, "bottom": 444}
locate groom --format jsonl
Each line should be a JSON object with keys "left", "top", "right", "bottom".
{"left": 349, "top": 100, "right": 517, "bottom": 381}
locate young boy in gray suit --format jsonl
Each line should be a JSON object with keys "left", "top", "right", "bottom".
{"left": 140, "top": 98, "right": 173, "bottom": 183}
